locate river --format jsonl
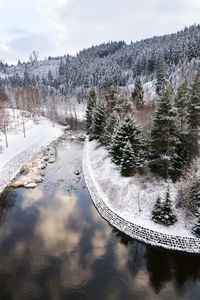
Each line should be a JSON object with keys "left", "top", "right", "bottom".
{"left": 0, "top": 133, "right": 200, "bottom": 300}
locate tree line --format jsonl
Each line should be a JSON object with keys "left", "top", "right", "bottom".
{"left": 85, "top": 72, "right": 200, "bottom": 233}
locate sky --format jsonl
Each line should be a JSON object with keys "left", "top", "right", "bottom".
{"left": 0, "top": 0, "right": 200, "bottom": 64}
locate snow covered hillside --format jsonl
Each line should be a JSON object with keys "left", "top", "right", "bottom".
{"left": 1, "top": 24, "right": 200, "bottom": 98}
{"left": 0, "top": 109, "right": 63, "bottom": 193}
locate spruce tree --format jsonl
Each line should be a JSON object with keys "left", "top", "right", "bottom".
{"left": 149, "top": 86, "right": 181, "bottom": 178}
{"left": 131, "top": 77, "right": 144, "bottom": 110}
{"left": 102, "top": 110, "right": 119, "bottom": 146}
{"left": 85, "top": 89, "right": 96, "bottom": 134}
{"left": 192, "top": 217, "right": 200, "bottom": 237}
{"left": 152, "top": 196, "right": 162, "bottom": 223}
{"left": 152, "top": 187, "right": 177, "bottom": 226}
{"left": 105, "top": 86, "right": 118, "bottom": 110}
{"left": 155, "top": 60, "right": 166, "bottom": 96}
{"left": 189, "top": 178, "right": 200, "bottom": 216}
{"left": 187, "top": 71, "right": 200, "bottom": 158}
{"left": 89, "top": 101, "right": 105, "bottom": 142}
{"left": 109, "top": 117, "right": 143, "bottom": 167}
{"left": 173, "top": 82, "right": 190, "bottom": 174}
{"left": 175, "top": 81, "right": 189, "bottom": 130}
{"left": 173, "top": 131, "right": 189, "bottom": 176}
{"left": 120, "top": 140, "right": 136, "bottom": 176}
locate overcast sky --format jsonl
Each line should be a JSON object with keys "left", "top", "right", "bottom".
{"left": 0, "top": 0, "right": 200, "bottom": 64}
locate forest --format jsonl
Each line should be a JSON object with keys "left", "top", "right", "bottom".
{"left": 85, "top": 71, "right": 200, "bottom": 235}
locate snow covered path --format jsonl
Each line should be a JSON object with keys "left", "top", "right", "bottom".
{"left": 0, "top": 115, "right": 63, "bottom": 193}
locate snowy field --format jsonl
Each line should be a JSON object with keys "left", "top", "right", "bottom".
{"left": 85, "top": 139, "right": 197, "bottom": 238}
{"left": 0, "top": 109, "right": 63, "bottom": 193}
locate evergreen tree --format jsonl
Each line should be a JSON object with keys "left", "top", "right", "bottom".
{"left": 152, "top": 187, "right": 177, "bottom": 226}
{"left": 48, "top": 70, "right": 53, "bottom": 85}
{"left": 109, "top": 117, "right": 143, "bottom": 167}
{"left": 131, "top": 77, "right": 144, "bottom": 109}
{"left": 85, "top": 89, "right": 97, "bottom": 134}
{"left": 173, "top": 82, "right": 190, "bottom": 173}
{"left": 175, "top": 81, "right": 189, "bottom": 130}
{"left": 187, "top": 71, "right": 200, "bottom": 158}
{"left": 59, "top": 60, "right": 66, "bottom": 76}
{"left": 189, "top": 178, "right": 200, "bottom": 216}
{"left": 23, "top": 69, "right": 31, "bottom": 86}
{"left": 102, "top": 110, "right": 119, "bottom": 145}
{"left": 89, "top": 101, "right": 105, "bottom": 142}
{"left": 155, "top": 60, "right": 166, "bottom": 96}
{"left": 105, "top": 86, "right": 118, "bottom": 109}
{"left": 120, "top": 140, "right": 136, "bottom": 176}
{"left": 149, "top": 86, "right": 181, "bottom": 178}
{"left": 192, "top": 217, "right": 200, "bottom": 237}
{"left": 173, "top": 131, "right": 189, "bottom": 176}
{"left": 152, "top": 196, "right": 162, "bottom": 222}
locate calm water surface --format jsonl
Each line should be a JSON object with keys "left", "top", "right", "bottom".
{"left": 0, "top": 136, "right": 200, "bottom": 300}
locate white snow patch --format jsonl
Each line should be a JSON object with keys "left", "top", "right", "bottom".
{"left": 0, "top": 109, "right": 64, "bottom": 193}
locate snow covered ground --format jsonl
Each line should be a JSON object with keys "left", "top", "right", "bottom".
{"left": 84, "top": 139, "right": 196, "bottom": 238}
{"left": 0, "top": 109, "right": 64, "bottom": 193}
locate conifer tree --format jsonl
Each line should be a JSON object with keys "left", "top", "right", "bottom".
{"left": 85, "top": 89, "right": 96, "bottom": 134}
{"left": 155, "top": 60, "right": 166, "bottom": 96}
{"left": 173, "top": 131, "right": 189, "bottom": 176}
{"left": 131, "top": 77, "right": 144, "bottom": 109}
{"left": 152, "top": 196, "right": 162, "bottom": 223}
{"left": 149, "top": 86, "right": 181, "bottom": 178}
{"left": 173, "top": 81, "right": 190, "bottom": 174}
{"left": 109, "top": 117, "right": 143, "bottom": 167}
{"left": 105, "top": 86, "right": 118, "bottom": 110}
{"left": 120, "top": 140, "right": 136, "bottom": 176}
{"left": 23, "top": 69, "right": 32, "bottom": 87}
{"left": 102, "top": 110, "right": 119, "bottom": 146}
{"left": 192, "top": 217, "right": 200, "bottom": 237}
{"left": 89, "top": 101, "right": 105, "bottom": 142}
{"left": 189, "top": 178, "right": 200, "bottom": 216}
{"left": 187, "top": 71, "right": 200, "bottom": 158}
{"left": 152, "top": 187, "right": 177, "bottom": 226}
{"left": 175, "top": 81, "right": 189, "bottom": 130}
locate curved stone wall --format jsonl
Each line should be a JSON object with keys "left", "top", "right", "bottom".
{"left": 82, "top": 142, "right": 200, "bottom": 254}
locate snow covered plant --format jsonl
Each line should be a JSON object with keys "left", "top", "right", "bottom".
{"left": 176, "top": 164, "right": 200, "bottom": 217}
{"left": 152, "top": 187, "right": 177, "bottom": 226}
{"left": 192, "top": 217, "right": 200, "bottom": 237}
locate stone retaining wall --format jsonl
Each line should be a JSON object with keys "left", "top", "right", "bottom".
{"left": 0, "top": 143, "right": 39, "bottom": 193}
{"left": 82, "top": 141, "right": 200, "bottom": 254}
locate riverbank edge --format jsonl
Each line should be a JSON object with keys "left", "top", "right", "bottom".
{"left": 0, "top": 131, "right": 64, "bottom": 195}
{"left": 82, "top": 138, "right": 200, "bottom": 254}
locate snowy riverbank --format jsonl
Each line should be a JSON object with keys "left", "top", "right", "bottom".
{"left": 83, "top": 138, "right": 200, "bottom": 253}
{"left": 0, "top": 110, "right": 64, "bottom": 193}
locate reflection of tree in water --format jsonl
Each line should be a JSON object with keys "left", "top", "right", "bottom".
{"left": 112, "top": 227, "right": 133, "bottom": 247}
{"left": 112, "top": 227, "right": 146, "bottom": 275}
{"left": 0, "top": 271, "right": 12, "bottom": 300}
{"left": 0, "top": 189, "right": 15, "bottom": 224}
{"left": 145, "top": 246, "right": 173, "bottom": 292}
{"left": 112, "top": 226, "right": 200, "bottom": 296}
{"left": 0, "top": 190, "right": 15, "bottom": 300}
{"left": 145, "top": 246, "right": 200, "bottom": 293}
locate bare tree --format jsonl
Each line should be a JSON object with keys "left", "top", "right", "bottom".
{"left": 29, "top": 50, "right": 39, "bottom": 66}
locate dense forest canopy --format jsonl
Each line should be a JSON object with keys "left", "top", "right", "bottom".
{"left": 0, "top": 24, "right": 200, "bottom": 97}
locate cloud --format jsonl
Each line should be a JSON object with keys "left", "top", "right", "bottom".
{"left": 0, "top": 0, "right": 200, "bottom": 63}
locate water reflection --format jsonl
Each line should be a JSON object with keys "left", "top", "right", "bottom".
{"left": 146, "top": 246, "right": 200, "bottom": 294}
{"left": 0, "top": 138, "right": 199, "bottom": 299}
{"left": 0, "top": 189, "right": 15, "bottom": 223}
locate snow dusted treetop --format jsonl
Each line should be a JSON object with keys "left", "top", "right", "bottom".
{"left": 149, "top": 86, "right": 181, "bottom": 178}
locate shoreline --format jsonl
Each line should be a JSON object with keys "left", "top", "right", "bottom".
{"left": 83, "top": 138, "right": 200, "bottom": 254}
{"left": 0, "top": 132, "right": 64, "bottom": 195}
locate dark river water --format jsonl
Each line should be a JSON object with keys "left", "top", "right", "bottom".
{"left": 0, "top": 136, "right": 200, "bottom": 300}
